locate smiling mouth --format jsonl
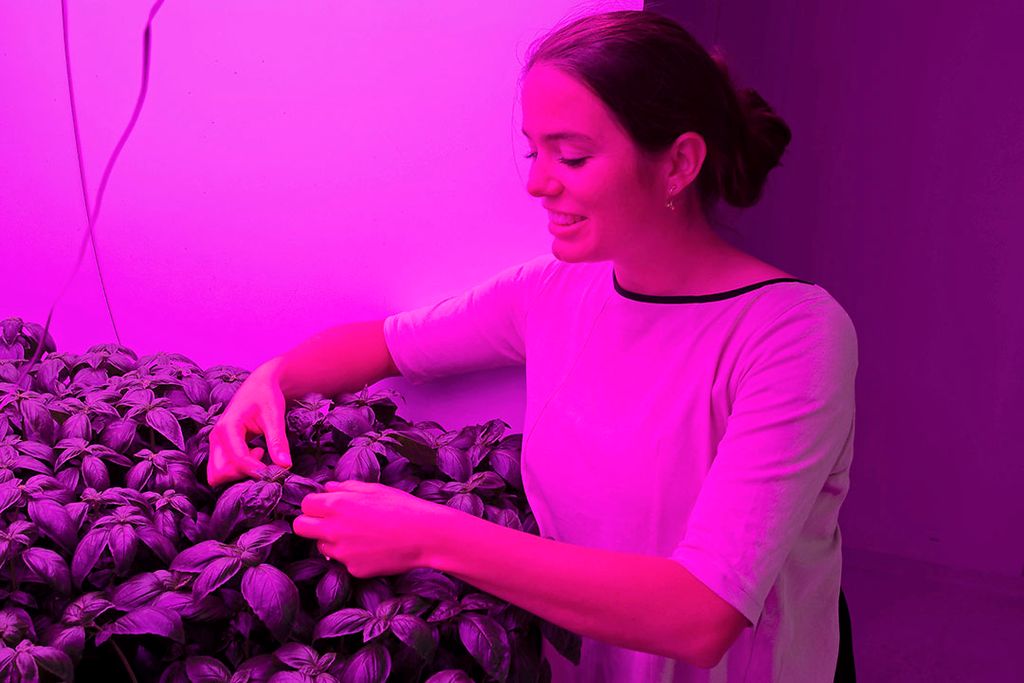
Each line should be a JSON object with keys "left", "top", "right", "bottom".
{"left": 549, "top": 217, "right": 587, "bottom": 236}
{"left": 548, "top": 212, "right": 586, "bottom": 225}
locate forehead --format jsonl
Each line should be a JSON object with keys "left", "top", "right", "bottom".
{"left": 520, "top": 64, "right": 610, "bottom": 143}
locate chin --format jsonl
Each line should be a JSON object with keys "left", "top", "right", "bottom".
{"left": 551, "top": 242, "right": 597, "bottom": 263}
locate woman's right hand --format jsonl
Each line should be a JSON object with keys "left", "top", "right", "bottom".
{"left": 206, "top": 356, "right": 293, "bottom": 488}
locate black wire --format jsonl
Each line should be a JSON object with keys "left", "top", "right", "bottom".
{"left": 16, "top": 0, "right": 167, "bottom": 387}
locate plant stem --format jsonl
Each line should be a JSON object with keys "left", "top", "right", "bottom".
{"left": 110, "top": 639, "right": 139, "bottom": 683}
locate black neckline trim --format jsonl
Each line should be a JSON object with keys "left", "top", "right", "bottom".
{"left": 612, "top": 270, "right": 817, "bottom": 304}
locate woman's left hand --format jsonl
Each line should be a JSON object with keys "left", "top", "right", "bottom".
{"left": 292, "top": 479, "right": 457, "bottom": 578}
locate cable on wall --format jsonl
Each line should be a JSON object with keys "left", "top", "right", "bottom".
{"left": 17, "top": 0, "right": 167, "bottom": 386}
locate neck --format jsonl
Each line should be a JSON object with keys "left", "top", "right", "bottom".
{"left": 612, "top": 200, "right": 742, "bottom": 298}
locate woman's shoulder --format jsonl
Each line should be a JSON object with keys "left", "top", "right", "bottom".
{"left": 724, "top": 251, "right": 800, "bottom": 285}
{"left": 724, "top": 253, "right": 853, "bottom": 330}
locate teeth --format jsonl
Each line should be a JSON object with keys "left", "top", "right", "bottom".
{"left": 550, "top": 212, "right": 585, "bottom": 226}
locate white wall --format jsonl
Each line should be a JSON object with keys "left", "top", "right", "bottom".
{"left": 1, "top": 0, "right": 640, "bottom": 433}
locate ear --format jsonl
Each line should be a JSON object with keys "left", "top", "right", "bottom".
{"left": 666, "top": 131, "right": 707, "bottom": 194}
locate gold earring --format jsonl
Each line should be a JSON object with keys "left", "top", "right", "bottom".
{"left": 666, "top": 186, "right": 677, "bottom": 210}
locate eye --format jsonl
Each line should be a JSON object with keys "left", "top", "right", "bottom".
{"left": 522, "top": 152, "right": 588, "bottom": 168}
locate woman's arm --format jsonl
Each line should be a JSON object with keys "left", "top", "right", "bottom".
{"left": 427, "top": 510, "right": 751, "bottom": 669}
{"left": 271, "top": 319, "right": 401, "bottom": 400}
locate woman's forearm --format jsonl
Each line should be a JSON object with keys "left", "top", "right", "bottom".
{"left": 271, "top": 319, "right": 401, "bottom": 400}
{"left": 427, "top": 510, "right": 727, "bottom": 669}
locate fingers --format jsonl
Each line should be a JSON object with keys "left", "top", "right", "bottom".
{"left": 207, "top": 437, "right": 241, "bottom": 488}
{"left": 246, "top": 448, "right": 268, "bottom": 475}
{"left": 261, "top": 402, "right": 292, "bottom": 469}
{"left": 301, "top": 492, "right": 343, "bottom": 516}
{"left": 205, "top": 368, "right": 296, "bottom": 487}
{"left": 207, "top": 425, "right": 265, "bottom": 488}
{"left": 222, "top": 423, "right": 267, "bottom": 478}
{"left": 293, "top": 513, "right": 331, "bottom": 539}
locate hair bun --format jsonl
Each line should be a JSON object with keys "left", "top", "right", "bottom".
{"left": 703, "top": 49, "right": 791, "bottom": 207}
{"left": 728, "top": 87, "right": 792, "bottom": 207}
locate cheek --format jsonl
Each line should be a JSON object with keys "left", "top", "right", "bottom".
{"left": 576, "top": 167, "right": 623, "bottom": 210}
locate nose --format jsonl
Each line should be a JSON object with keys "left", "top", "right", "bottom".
{"left": 526, "top": 159, "right": 560, "bottom": 199}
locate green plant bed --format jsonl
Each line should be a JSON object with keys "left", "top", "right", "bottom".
{"left": 0, "top": 317, "right": 581, "bottom": 682}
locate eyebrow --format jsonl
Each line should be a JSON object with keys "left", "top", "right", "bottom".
{"left": 521, "top": 128, "right": 595, "bottom": 143}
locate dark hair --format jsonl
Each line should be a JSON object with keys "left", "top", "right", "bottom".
{"left": 520, "top": 9, "right": 792, "bottom": 214}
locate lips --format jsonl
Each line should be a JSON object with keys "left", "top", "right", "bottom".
{"left": 549, "top": 216, "right": 587, "bottom": 237}
{"left": 547, "top": 210, "right": 586, "bottom": 225}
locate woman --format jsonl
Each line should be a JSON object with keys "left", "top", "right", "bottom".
{"left": 208, "top": 10, "right": 858, "bottom": 682}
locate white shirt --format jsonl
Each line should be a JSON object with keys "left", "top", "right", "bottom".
{"left": 384, "top": 252, "right": 858, "bottom": 681}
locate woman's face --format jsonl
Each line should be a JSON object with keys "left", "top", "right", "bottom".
{"left": 520, "top": 63, "right": 668, "bottom": 264}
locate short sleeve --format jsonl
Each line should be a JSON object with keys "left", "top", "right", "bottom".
{"left": 383, "top": 253, "right": 556, "bottom": 385}
{"left": 668, "top": 293, "right": 859, "bottom": 626}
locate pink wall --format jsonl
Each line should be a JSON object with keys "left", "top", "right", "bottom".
{"left": 4, "top": 0, "right": 1020, "bottom": 583}
{"left": 0, "top": 0, "right": 639, "bottom": 433}
{"left": 662, "top": 0, "right": 1024, "bottom": 578}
